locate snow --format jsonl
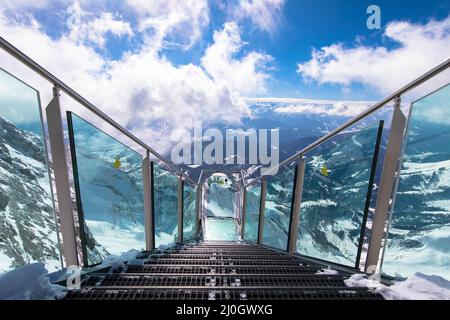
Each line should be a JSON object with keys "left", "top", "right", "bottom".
{"left": 383, "top": 225, "right": 450, "bottom": 279}
{"left": 345, "top": 272, "right": 450, "bottom": 300}
{"left": 0, "top": 263, "right": 66, "bottom": 300}
{"left": 315, "top": 267, "right": 339, "bottom": 275}
{"left": 99, "top": 249, "right": 141, "bottom": 273}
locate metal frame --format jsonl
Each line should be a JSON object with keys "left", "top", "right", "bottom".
{"left": 365, "top": 103, "right": 407, "bottom": 273}
{"left": 364, "top": 100, "right": 408, "bottom": 273}
{"left": 150, "top": 161, "right": 156, "bottom": 248}
{"left": 241, "top": 187, "right": 247, "bottom": 239}
{"left": 257, "top": 177, "right": 267, "bottom": 244}
{"left": 66, "top": 111, "right": 89, "bottom": 266}
{"left": 354, "top": 120, "right": 384, "bottom": 269}
{"left": 46, "top": 88, "right": 79, "bottom": 267}
{"left": 195, "top": 185, "right": 202, "bottom": 238}
{"left": 142, "top": 152, "right": 154, "bottom": 251}
{"left": 287, "top": 157, "right": 306, "bottom": 253}
{"left": 177, "top": 175, "right": 184, "bottom": 243}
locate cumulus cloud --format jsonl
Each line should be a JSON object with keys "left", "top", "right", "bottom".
{"left": 0, "top": 1, "right": 262, "bottom": 154}
{"left": 297, "top": 17, "right": 450, "bottom": 96}
{"left": 66, "top": 1, "right": 133, "bottom": 48}
{"left": 126, "top": 0, "right": 209, "bottom": 51}
{"left": 201, "top": 22, "right": 273, "bottom": 95}
{"left": 233, "top": 0, "right": 285, "bottom": 32}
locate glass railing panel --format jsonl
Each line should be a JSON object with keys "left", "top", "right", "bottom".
{"left": 243, "top": 182, "right": 262, "bottom": 242}
{"left": 383, "top": 84, "right": 450, "bottom": 279}
{"left": 153, "top": 163, "right": 179, "bottom": 247}
{"left": 262, "top": 164, "right": 296, "bottom": 250}
{"left": 297, "top": 121, "right": 383, "bottom": 267}
{"left": 204, "top": 218, "right": 238, "bottom": 241}
{"left": 0, "top": 68, "right": 61, "bottom": 273}
{"left": 183, "top": 183, "right": 197, "bottom": 241}
{"left": 67, "top": 112, "right": 145, "bottom": 266}
{"left": 204, "top": 174, "right": 238, "bottom": 218}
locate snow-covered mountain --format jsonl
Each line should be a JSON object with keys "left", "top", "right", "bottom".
{"left": 0, "top": 116, "right": 60, "bottom": 273}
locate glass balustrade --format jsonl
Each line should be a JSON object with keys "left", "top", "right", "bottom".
{"left": 262, "top": 164, "right": 297, "bottom": 250}
{"left": 67, "top": 112, "right": 145, "bottom": 266}
{"left": 244, "top": 182, "right": 262, "bottom": 242}
{"left": 0, "top": 68, "right": 61, "bottom": 273}
{"left": 204, "top": 218, "right": 238, "bottom": 241}
{"left": 183, "top": 183, "right": 197, "bottom": 241}
{"left": 383, "top": 84, "right": 450, "bottom": 279}
{"left": 296, "top": 121, "right": 383, "bottom": 267}
{"left": 153, "top": 163, "right": 179, "bottom": 247}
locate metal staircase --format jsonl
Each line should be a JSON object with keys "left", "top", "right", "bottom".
{"left": 64, "top": 242, "right": 383, "bottom": 300}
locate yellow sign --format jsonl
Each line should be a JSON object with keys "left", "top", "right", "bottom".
{"left": 113, "top": 157, "right": 121, "bottom": 169}
{"left": 320, "top": 164, "right": 329, "bottom": 177}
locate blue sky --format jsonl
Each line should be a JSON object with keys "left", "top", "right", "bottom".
{"left": 0, "top": 0, "right": 449, "bottom": 153}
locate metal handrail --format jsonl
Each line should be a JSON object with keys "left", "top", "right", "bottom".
{"left": 0, "top": 36, "right": 196, "bottom": 185}
{"left": 263, "top": 57, "right": 450, "bottom": 176}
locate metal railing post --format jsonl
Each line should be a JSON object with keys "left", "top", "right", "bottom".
{"left": 142, "top": 151, "right": 154, "bottom": 251}
{"left": 365, "top": 98, "right": 407, "bottom": 273}
{"left": 195, "top": 185, "right": 202, "bottom": 238}
{"left": 241, "top": 187, "right": 247, "bottom": 239}
{"left": 46, "top": 86, "right": 78, "bottom": 266}
{"left": 288, "top": 157, "right": 306, "bottom": 253}
{"left": 257, "top": 177, "right": 267, "bottom": 244}
{"left": 177, "top": 176, "right": 184, "bottom": 243}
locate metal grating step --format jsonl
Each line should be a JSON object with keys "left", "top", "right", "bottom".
{"left": 64, "top": 242, "right": 383, "bottom": 301}
{"left": 65, "top": 287, "right": 383, "bottom": 301}
{"left": 150, "top": 254, "right": 297, "bottom": 260}
{"left": 124, "top": 265, "right": 325, "bottom": 275}
{"left": 81, "top": 274, "right": 351, "bottom": 289}
{"left": 145, "top": 259, "right": 309, "bottom": 266}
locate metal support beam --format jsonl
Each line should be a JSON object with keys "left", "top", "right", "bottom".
{"left": 365, "top": 100, "right": 407, "bottom": 273}
{"left": 257, "top": 177, "right": 267, "bottom": 244}
{"left": 142, "top": 152, "right": 154, "bottom": 251}
{"left": 288, "top": 158, "right": 306, "bottom": 253}
{"left": 46, "top": 86, "right": 78, "bottom": 267}
{"left": 177, "top": 176, "right": 184, "bottom": 243}
{"left": 195, "top": 186, "right": 202, "bottom": 238}
{"left": 241, "top": 187, "right": 247, "bottom": 239}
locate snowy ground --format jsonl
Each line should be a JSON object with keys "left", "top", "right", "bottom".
{"left": 345, "top": 272, "right": 450, "bottom": 300}
{"left": 1, "top": 251, "right": 450, "bottom": 300}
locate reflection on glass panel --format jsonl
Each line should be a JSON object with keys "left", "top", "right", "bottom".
{"left": 153, "top": 163, "right": 179, "bottom": 247}
{"left": 67, "top": 112, "right": 145, "bottom": 265}
{"left": 297, "top": 122, "right": 383, "bottom": 267}
{"left": 183, "top": 183, "right": 197, "bottom": 241}
{"left": 244, "top": 183, "right": 261, "bottom": 242}
{"left": 204, "top": 174, "right": 239, "bottom": 218}
{"left": 384, "top": 85, "right": 450, "bottom": 279}
{"left": 205, "top": 218, "right": 238, "bottom": 241}
{"left": 262, "top": 165, "right": 296, "bottom": 250}
{"left": 0, "top": 68, "right": 61, "bottom": 273}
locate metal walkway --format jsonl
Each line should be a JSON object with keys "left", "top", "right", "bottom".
{"left": 64, "top": 242, "right": 383, "bottom": 300}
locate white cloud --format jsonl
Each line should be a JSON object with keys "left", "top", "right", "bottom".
{"left": 0, "top": 3, "right": 251, "bottom": 154}
{"left": 0, "top": 0, "right": 53, "bottom": 10}
{"left": 234, "top": 0, "right": 285, "bottom": 32}
{"left": 275, "top": 102, "right": 372, "bottom": 117}
{"left": 66, "top": 1, "right": 133, "bottom": 48}
{"left": 201, "top": 22, "right": 273, "bottom": 95}
{"left": 297, "top": 17, "right": 450, "bottom": 96}
{"left": 126, "top": 0, "right": 209, "bottom": 50}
